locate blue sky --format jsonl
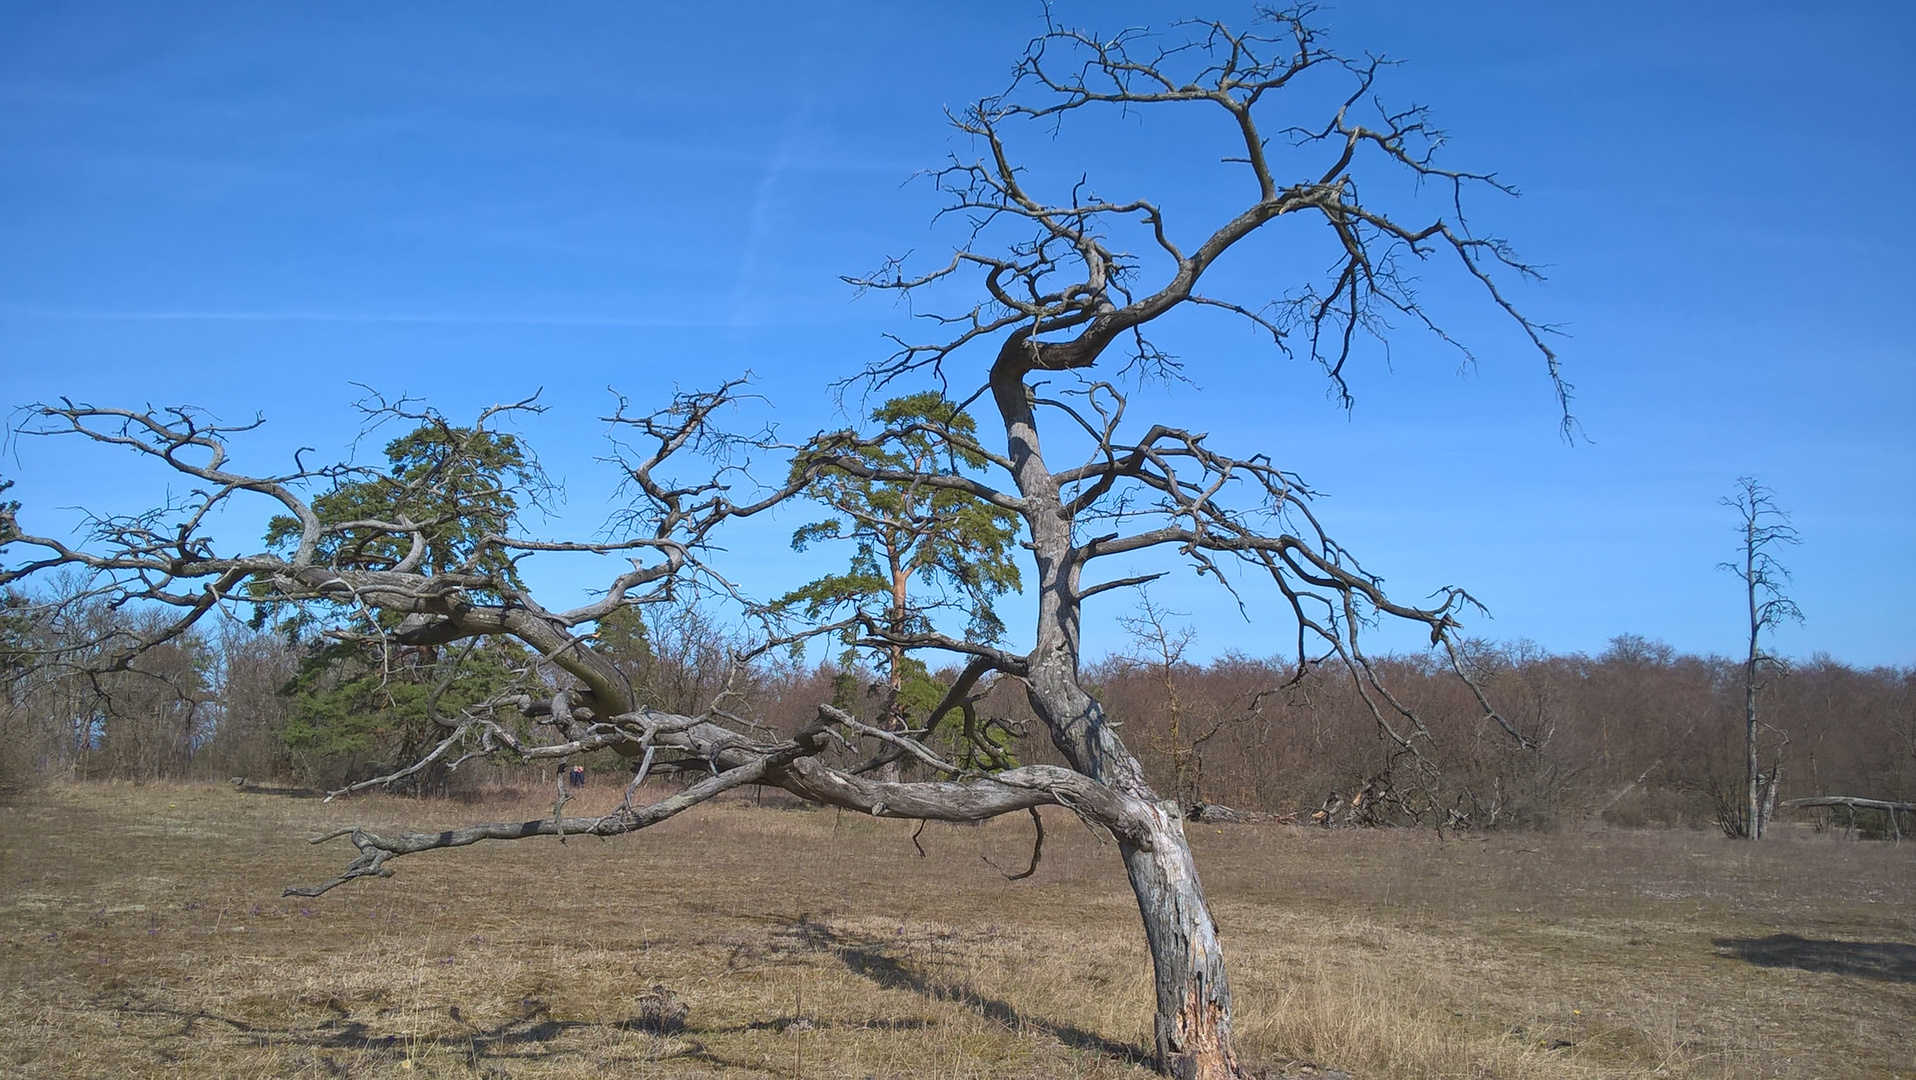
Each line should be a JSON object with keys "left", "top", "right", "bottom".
{"left": 2, "top": 1, "right": 1911, "bottom": 667}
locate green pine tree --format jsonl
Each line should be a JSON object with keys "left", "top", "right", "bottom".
{"left": 777, "top": 394, "right": 1023, "bottom": 769}
{"left": 262, "top": 420, "right": 541, "bottom": 784}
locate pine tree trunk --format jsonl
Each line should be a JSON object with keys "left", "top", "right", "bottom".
{"left": 1122, "top": 802, "right": 1242, "bottom": 1080}
{"left": 1759, "top": 758, "right": 1780, "bottom": 837}
{"left": 1745, "top": 521, "right": 1763, "bottom": 841}
{"left": 993, "top": 347, "right": 1245, "bottom": 1078}
{"left": 1746, "top": 660, "right": 1761, "bottom": 839}
{"left": 1024, "top": 655, "right": 1245, "bottom": 1078}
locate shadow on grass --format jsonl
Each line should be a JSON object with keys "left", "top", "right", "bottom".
{"left": 1713, "top": 934, "right": 1916, "bottom": 983}
{"left": 118, "top": 994, "right": 750, "bottom": 1072}
{"left": 102, "top": 918, "right": 1148, "bottom": 1075}
{"left": 784, "top": 915, "right": 1154, "bottom": 1070}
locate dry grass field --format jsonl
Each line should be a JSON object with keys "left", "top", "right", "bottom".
{"left": 2, "top": 780, "right": 1911, "bottom": 1080}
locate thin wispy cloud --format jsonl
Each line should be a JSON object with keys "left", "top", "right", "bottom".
{"left": 725, "top": 11, "right": 836, "bottom": 333}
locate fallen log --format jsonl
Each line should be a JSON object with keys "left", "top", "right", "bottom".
{"left": 1784, "top": 796, "right": 1915, "bottom": 842}
{"left": 1783, "top": 796, "right": 1916, "bottom": 812}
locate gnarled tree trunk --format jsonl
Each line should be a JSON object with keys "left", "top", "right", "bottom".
{"left": 1122, "top": 805, "right": 1240, "bottom": 1080}
{"left": 1023, "top": 660, "right": 1242, "bottom": 1078}
{"left": 1051, "top": 725, "right": 1239, "bottom": 1072}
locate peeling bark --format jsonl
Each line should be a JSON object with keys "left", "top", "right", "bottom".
{"left": 1124, "top": 803, "right": 1241, "bottom": 1080}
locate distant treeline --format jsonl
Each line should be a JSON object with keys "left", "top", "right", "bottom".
{"left": 5, "top": 591, "right": 1910, "bottom": 832}
{"left": 1054, "top": 637, "right": 1914, "bottom": 832}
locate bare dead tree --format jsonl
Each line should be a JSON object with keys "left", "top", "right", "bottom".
{"left": 1720, "top": 477, "right": 1802, "bottom": 839}
{"left": 1116, "top": 591, "right": 1203, "bottom": 808}
{"left": 1, "top": 12, "right": 1559, "bottom": 1079}
{"left": 0, "top": 386, "right": 1168, "bottom": 814}
{"left": 781, "top": 12, "right": 1558, "bottom": 1076}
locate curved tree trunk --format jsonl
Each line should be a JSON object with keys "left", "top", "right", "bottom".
{"left": 1025, "top": 653, "right": 1244, "bottom": 1077}
{"left": 992, "top": 344, "right": 1247, "bottom": 1078}
{"left": 1122, "top": 803, "right": 1241, "bottom": 1080}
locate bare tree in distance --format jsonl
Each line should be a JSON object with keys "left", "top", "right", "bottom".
{"left": 1, "top": 11, "right": 1561, "bottom": 1078}
{"left": 1116, "top": 592, "right": 1211, "bottom": 811}
{"left": 1720, "top": 477, "right": 1802, "bottom": 839}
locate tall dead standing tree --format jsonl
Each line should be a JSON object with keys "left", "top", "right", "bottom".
{"left": 1, "top": 12, "right": 1558, "bottom": 1078}
{"left": 1720, "top": 477, "right": 1801, "bottom": 839}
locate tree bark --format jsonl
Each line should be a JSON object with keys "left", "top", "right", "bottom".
{"left": 1022, "top": 665, "right": 1243, "bottom": 1078}
{"left": 1745, "top": 517, "right": 1763, "bottom": 840}
{"left": 1018, "top": 547, "right": 1241, "bottom": 1069}
{"left": 1759, "top": 758, "right": 1779, "bottom": 837}
{"left": 1122, "top": 803, "right": 1241, "bottom": 1080}
{"left": 990, "top": 340, "right": 1247, "bottom": 1078}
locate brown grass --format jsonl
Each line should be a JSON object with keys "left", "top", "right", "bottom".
{"left": 2, "top": 780, "right": 1911, "bottom": 1079}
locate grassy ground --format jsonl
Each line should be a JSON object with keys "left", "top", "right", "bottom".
{"left": 1, "top": 780, "right": 1911, "bottom": 1079}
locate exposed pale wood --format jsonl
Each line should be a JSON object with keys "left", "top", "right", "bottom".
{"left": 1784, "top": 796, "right": 1916, "bottom": 811}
